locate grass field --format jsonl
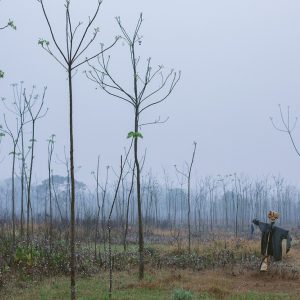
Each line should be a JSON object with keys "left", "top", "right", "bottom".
{"left": 1, "top": 239, "right": 299, "bottom": 299}
{"left": 1, "top": 268, "right": 298, "bottom": 300}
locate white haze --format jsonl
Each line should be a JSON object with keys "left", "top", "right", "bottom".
{"left": 1, "top": 0, "right": 300, "bottom": 187}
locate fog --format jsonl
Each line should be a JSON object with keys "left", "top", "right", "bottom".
{"left": 1, "top": 0, "right": 300, "bottom": 187}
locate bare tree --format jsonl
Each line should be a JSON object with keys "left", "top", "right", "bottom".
{"left": 207, "top": 177, "right": 217, "bottom": 234}
{"left": 270, "top": 105, "right": 300, "bottom": 157}
{"left": 8, "top": 83, "right": 29, "bottom": 238}
{"left": 51, "top": 169, "right": 64, "bottom": 225}
{"left": 47, "top": 134, "right": 55, "bottom": 250}
{"left": 91, "top": 155, "right": 109, "bottom": 260}
{"left": 174, "top": 141, "right": 197, "bottom": 253}
{"left": 86, "top": 14, "right": 180, "bottom": 279}
{"left": 107, "top": 142, "right": 132, "bottom": 299}
{"left": 0, "top": 83, "right": 31, "bottom": 247}
{"left": 0, "top": 109, "right": 22, "bottom": 248}
{"left": 234, "top": 173, "right": 240, "bottom": 238}
{"left": 107, "top": 157, "right": 123, "bottom": 300}
{"left": 56, "top": 147, "right": 71, "bottom": 224}
{"left": 24, "top": 86, "right": 48, "bottom": 245}
{"left": 92, "top": 155, "right": 101, "bottom": 260}
{"left": 217, "top": 174, "right": 232, "bottom": 228}
{"left": 38, "top": 1, "right": 118, "bottom": 297}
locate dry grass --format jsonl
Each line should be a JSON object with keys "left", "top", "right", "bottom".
{"left": 1, "top": 238, "right": 299, "bottom": 299}
{"left": 1, "top": 266, "right": 299, "bottom": 299}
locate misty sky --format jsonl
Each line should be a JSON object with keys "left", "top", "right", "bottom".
{"left": 1, "top": 0, "right": 300, "bottom": 187}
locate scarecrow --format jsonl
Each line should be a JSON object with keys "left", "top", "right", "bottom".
{"left": 252, "top": 211, "right": 292, "bottom": 272}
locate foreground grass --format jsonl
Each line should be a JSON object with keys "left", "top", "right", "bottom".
{"left": 1, "top": 238, "right": 299, "bottom": 299}
{"left": 1, "top": 268, "right": 298, "bottom": 300}
{"left": 1, "top": 272, "right": 168, "bottom": 300}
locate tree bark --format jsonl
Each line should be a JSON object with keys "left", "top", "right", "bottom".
{"left": 134, "top": 113, "right": 144, "bottom": 280}
{"left": 68, "top": 66, "right": 76, "bottom": 300}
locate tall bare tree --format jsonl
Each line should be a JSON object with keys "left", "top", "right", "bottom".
{"left": 24, "top": 86, "right": 48, "bottom": 244}
{"left": 174, "top": 141, "right": 197, "bottom": 252}
{"left": 107, "top": 142, "right": 132, "bottom": 299}
{"left": 86, "top": 14, "right": 180, "bottom": 279}
{"left": 7, "top": 83, "right": 30, "bottom": 238}
{"left": 0, "top": 110, "right": 22, "bottom": 248}
{"left": 47, "top": 134, "right": 55, "bottom": 250}
{"left": 0, "top": 83, "right": 32, "bottom": 247}
{"left": 91, "top": 155, "right": 109, "bottom": 260}
{"left": 38, "top": 1, "right": 118, "bottom": 297}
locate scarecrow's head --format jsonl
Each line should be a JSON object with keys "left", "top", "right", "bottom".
{"left": 268, "top": 210, "right": 279, "bottom": 222}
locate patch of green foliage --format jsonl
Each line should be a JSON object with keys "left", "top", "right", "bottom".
{"left": 127, "top": 131, "right": 143, "bottom": 139}
{"left": 7, "top": 19, "right": 16, "bottom": 30}
{"left": 172, "top": 288, "right": 193, "bottom": 300}
{"left": 38, "top": 38, "right": 50, "bottom": 47}
{"left": 0, "top": 239, "right": 71, "bottom": 279}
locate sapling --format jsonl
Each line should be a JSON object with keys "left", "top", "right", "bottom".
{"left": 0, "top": 88, "right": 26, "bottom": 248}
{"left": 24, "top": 86, "right": 48, "bottom": 245}
{"left": 86, "top": 14, "right": 180, "bottom": 279}
{"left": 174, "top": 141, "right": 197, "bottom": 253}
{"left": 38, "top": 0, "right": 118, "bottom": 296}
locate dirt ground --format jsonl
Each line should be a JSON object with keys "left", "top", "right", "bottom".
{"left": 148, "top": 242, "right": 300, "bottom": 298}
{"left": 123, "top": 244, "right": 300, "bottom": 299}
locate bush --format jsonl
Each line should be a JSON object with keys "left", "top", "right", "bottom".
{"left": 172, "top": 288, "right": 193, "bottom": 300}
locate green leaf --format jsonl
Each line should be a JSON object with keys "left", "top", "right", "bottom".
{"left": 127, "top": 131, "right": 135, "bottom": 139}
{"left": 38, "top": 38, "right": 50, "bottom": 47}
{"left": 127, "top": 131, "right": 143, "bottom": 139}
{"left": 8, "top": 20, "right": 16, "bottom": 30}
{"left": 0, "top": 70, "right": 4, "bottom": 79}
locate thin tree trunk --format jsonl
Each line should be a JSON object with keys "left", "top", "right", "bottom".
{"left": 187, "top": 142, "right": 196, "bottom": 253}
{"left": 68, "top": 67, "right": 76, "bottom": 300}
{"left": 20, "top": 131, "right": 25, "bottom": 237}
{"left": 27, "top": 120, "right": 35, "bottom": 246}
{"left": 48, "top": 147, "right": 53, "bottom": 251}
{"left": 94, "top": 156, "right": 100, "bottom": 260}
{"left": 11, "top": 145, "right": 16, "bottom": 248}
{"left": 187, "top": 177, "right": 191, "bottom": 252}
{"left": 134, "top": 113, "right": 144, "bottom": 280}
{"left": 124, "top": 165, "right": 135, "bottom": 251}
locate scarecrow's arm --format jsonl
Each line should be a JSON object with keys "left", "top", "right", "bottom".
{"left": 252, "top": 219, "right": 268, "bottom": 233}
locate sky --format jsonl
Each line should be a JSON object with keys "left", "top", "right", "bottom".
{"left": 1, "top": 0, "right": 300, "bottom": 188}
